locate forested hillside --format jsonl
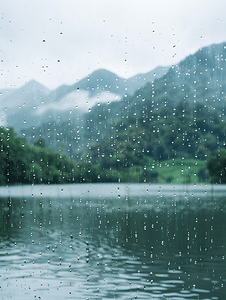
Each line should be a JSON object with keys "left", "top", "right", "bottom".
{"left": 23, "top": 43, "right": 226, "bottom": 158}
{"left": 1, "top": 42, "right": 226, "bottom": 184}
{"left": 79, "top": 42, "right": 226, "bottom": 183}
{"left": 0, "top": 127, "right": 84, "bottom": 185}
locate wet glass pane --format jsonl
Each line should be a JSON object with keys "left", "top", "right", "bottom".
{"left": 0, "top": 1, "right": 226, "bottom": 299}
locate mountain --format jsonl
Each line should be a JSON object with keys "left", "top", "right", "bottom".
{"left": 0, "top": 80, "right": 51, "bottom": 129}
{"left": 0, "top": 80, "right": 50, "bottom": 109}
{"left": 2, "top": 41, "right": 226, "bottom": 183}
{"left": 20, "top": 42, "right": 226, "bottom": 164}
{"left": 71, "top": 41, "right": 226, "bottom": 183}
{"left": 4, "top": 41, "right": 226, "bottom": 170}
{"left": 47, "top": 69, "right": 125, "bottom": 103}
{"left": 142, "top": 42, "right": 226, "bottom": 110}
{"left": 126, "top": 66, "right": 168, "bottom": 95}
{"left": 0, "top": 66, "right": 168, "bottom": 133}
{"left": 59, "top": 42, "right": 226, "bottom": 159}
{"left": 48, "top": 67, "right": 169, "bottom": 101}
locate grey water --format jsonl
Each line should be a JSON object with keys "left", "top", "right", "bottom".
{"left": 0, "top": 183, "right": 225, "bottom": 299}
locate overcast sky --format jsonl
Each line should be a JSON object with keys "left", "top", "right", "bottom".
{"left": 1, "top": 0, "right": 226, "bottom": 90}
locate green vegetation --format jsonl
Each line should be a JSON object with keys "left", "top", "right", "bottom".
{"left": 80, "top": 99, "right": 226, "bottom": 184}
{"left": 4, "top": 43, "right": 226, "bottom": 185}
{"left": 0, "top": 124, "right": 212, "bottom": 185}
{"left": 149, "top": 158, "right": 208, "bottom": 184}
{"left": 80, "top": 158, "right": 207, "bottom": 184}
{"left": 207, "top": 149, "right": 226, "bottom": 183}
{"left": 0, "top": 127, "right": 81, "bottom": 185}
{"left": 1, "top": 98, "right": 225, "bottom": 185}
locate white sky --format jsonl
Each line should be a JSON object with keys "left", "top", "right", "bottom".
{"left": 0, "top": 0, "right": 226, "bottom": 90}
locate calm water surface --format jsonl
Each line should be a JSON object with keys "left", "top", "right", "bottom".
{"left": 0, "top": 183, "right": 225, "bottom": 299}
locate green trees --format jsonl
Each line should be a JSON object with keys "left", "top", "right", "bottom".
{"left": 79, "top": 100, "right": 226, "bottom": 183}
{"left": 207, "top": 149, "right": 226, "bottom": 183}
{"left": 0, "top": 127, "right": 31, "bottom": 184}
{"left": 0, "top": 127, "right": 82, "bottom": 185}
{"left": 1, "top": 96, "right": 226, "bottom": 185}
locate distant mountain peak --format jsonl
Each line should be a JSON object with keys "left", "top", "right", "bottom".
{"left": 82, "top": 68, "right": 123, "bottom": 83}
{"left": 23, "top": 80, "right": 50, "bottom": 94}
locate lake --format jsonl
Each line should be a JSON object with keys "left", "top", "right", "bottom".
{"left": 0, "top": 183, "right": 225, "bottom": 299}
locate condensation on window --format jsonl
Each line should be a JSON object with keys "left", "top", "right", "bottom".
{"left": 0, "top": 1, "right": 225, "bottom": 299}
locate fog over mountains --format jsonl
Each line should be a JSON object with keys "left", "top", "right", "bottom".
{"left": 0, "top": 66, "right": 168, "bottom": 131}
{"left": 1, "top": 41, "right": 226, "bottom": 166}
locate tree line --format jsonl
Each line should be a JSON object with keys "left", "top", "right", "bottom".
{"left": 0, "top": 100, "right": 226, "bottom": 185}
{"left": 0, "top": 128, "right": 92, "bottom": 185}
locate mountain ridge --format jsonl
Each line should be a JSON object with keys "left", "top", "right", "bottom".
{"left": 0, "top": 66, "right": 169, "bottom": 131}
{"left": 2, "top": 41, "right": 226, "bottom": 184}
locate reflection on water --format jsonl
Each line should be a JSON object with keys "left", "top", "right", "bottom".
{"left": 0, "top": 183, "right": 225, "bottom": 299}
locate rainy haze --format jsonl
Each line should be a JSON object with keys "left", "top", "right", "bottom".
{"left": 0, "top": 21, "right": 226, "bottom": 300}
